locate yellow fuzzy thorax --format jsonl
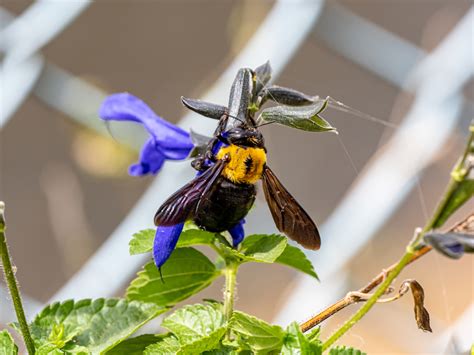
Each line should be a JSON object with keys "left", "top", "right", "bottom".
{"left": 216, "top": 144, "right": 266, "bottom": 184}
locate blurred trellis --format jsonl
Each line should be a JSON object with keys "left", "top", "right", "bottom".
{"left": 0, "top": 1, "right": 472, "bottom": 353}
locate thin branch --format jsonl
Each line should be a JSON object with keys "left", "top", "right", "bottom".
{"left": 300, "top": 213, "right": 472, "bottom": 333}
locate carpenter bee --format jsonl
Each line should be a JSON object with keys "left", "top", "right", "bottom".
{"left": 154, "top": 63, "right": 321, "bottom": 250}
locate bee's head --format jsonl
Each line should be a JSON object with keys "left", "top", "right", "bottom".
{"left": 223, "top": 126, "right": 265, "bottom": 148}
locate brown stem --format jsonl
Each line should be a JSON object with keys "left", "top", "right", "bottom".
{"left": 300, "top": 213, "right": 472, "bottom": 333}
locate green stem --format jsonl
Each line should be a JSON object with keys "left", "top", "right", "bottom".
{"left": 323, "top": 127, "right": 473, "bottom": 351}
{"left": 0, "top": 202, "right": 35, "bottom": 355}
{"left": 223, "top": 262, "right": 238, "bottom": 323}
{"left": 412, "top": 129, "right": 473, "bottom": 246}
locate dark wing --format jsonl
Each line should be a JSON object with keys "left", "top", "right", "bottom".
{"left": 154, "top": 159, "right": 226, "bottom": 226}
{"left": 262, "top": 165, "right": 320, "bottom": 250}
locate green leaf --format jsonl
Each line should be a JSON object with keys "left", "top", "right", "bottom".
{"left": 258, "top": 99, "right": 337, "bottom": 133}
{"left": 433, "top": 179, "right": 474, "bottom": 229}
{"left": 36, "top": 343, "right": 90, "bottom": 355}
{"left": 176, "top": 229, "right": 216, "bottom": 248}
{"left": 129, "top": 228, "right": 217, "bottom": 255}
{"left": 239, "top": 234, "right": 287, "bottom": 263}
{"left": 305, "top": 327, "right": 321, "bottom": 344}
{"left": 254, "top": 60, "right": 272, "bottom": 95}
{"left": 329, "top": 346, "right": 366, "bottom": 355}
{"left": 162, "top": 304, "right": 225, "bottom": 342}
{"left": 433, "top": 129, "right": 474, "bottom": 229}
{"left": 105, "top": 334, "right": 163, "bottom": 355}
{"left": 275, "top": 244, "right": 318, "bottom": 279}
{"left": 144, "top": 335, "right": 181, "bottom": 354}
{"left": 282, "top": 322, "right": 322, "bottom": 355}
{"left": 0, "top": 330, "right": 18, "bottom": 355}
{"left": 202, "top": 344, "right": 242, "bottom": 354}
{"left": 30, "top": 298, "right": 164, "bottom": 353}
{"left": 161, "top": 304, "right": 226, "bottom": 353}
{"left": 230, "top": 311, "right": 285, "bottom": 353}
{"left": 127, "top": 247, "right": 220, "bottom": 307}
{"left": 129, "top": 229, "right": 155, "bottom": 255}
{"left": 36, "top": 343, "right": 66, "bottom": 355}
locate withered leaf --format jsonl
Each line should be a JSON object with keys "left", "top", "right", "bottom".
{"left": 402, "top": 279, "right": 432, "bottom": 332}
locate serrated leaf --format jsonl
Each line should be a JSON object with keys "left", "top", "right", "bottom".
{"left": 258, "top": 100, "right": 336, "bottom": 133}
{"left": 0, "top": 330, "right": 18, "bottom": 355}
{"left": 144, "top": 335, "right": 181, "bottom": 354}
{"left": 129, "top": 229, "right": 217, "bottom": 255}
{"left": 202, "top": 344, "right": 242, "bottom": 354}
{"left": 30, "top": 298, "right": 164, "bottom": 353}
{"left": 305, "top": 326, "right": 321, "bottom": 344}
{"left": 176, "top": 229, "right": 216, "bottom": 248}
{"left": 129, "top": 229, "right": 155, "bottom": 255}
{"left": 329, "top": 346, "right": 366, "bottom": 355}
{"left": 282, "top": 322, "right": 322, "bottom": 355}
{"left": 230, "top": 311, "right": 285, "bottom": 353}
{"left": 144, "top": 331, "right": 227, "bottom": 355}
{"left": 161, "top": 304, "right": 226, "bottom": 351}
{"left": 105, "top": 334, "right": 163, "bottom": 355}
{"left": 239, "top": 234, "right": 287, "bottom": 263}
{"left": 36, "top": 343, "right": 90, "bottom": 355}
{"left": 36, "top": 343, "right": 66, "bottom": 355}
{"left": 275, "top": 244, "right": 318, "bottom": 279}
{"left": 127, "top": 247, "right": 220, "bottom": 307}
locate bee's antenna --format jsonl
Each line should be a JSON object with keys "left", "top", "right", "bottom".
{"left": 256, "top": 120, "right": 275, "bottom": 128}
{"left": 225, "top": 113, "right": 246, "bottom": 125}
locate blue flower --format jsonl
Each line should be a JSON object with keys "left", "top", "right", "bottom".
{"left": 99, "top": 93, "right": 194, "bottom": 176}
{"left": 229, "top": 219, "right": 245, "bottom": 247}
{"left": 153, "top": 223, "right": 185, "bottom": 269}
{"left": 99, "top": 93, "right": 247, "bottom": 270}
{"left": 153, "top": 218, "right": 246, "bottom": 270}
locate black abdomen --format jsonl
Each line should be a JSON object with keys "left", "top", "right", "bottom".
{"left": 194, "top": 176, "right": 256, "bottom": 232}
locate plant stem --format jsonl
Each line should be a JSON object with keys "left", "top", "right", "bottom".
{"left": 0, "top": 202, "right": 35, "bottom": 355}
{"left": 322, "top": 251, "right": 413, "bottom": 351}
{"left": 300, "top": 243, "right": 432, "bottom": 332}
{"left": 223, "top": 262, "right": 238, "bottom": 323}
{"left": 322, "top": 128, "right": 473, "bottom": 351}
{"left": 412, "top": 129, "right": 473, "bottom": 246}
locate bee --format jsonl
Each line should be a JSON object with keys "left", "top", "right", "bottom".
{"left": 154, "top": 64, "right": 321, "bottom": 250}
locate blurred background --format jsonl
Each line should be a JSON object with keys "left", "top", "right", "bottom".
{"left": 1, "top": 0, "right": 473, "bottom": 354}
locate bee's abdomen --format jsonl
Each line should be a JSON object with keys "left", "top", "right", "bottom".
{"left": 194, "top": 176, "right": 255, "bottom": 232}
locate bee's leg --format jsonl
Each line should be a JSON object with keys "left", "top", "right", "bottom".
{"left": 193, "top": 114, "right": 230, "bottom": 172}
{"left": 191, "top": 157, "right": 206, "bottom": 171}
{"left": 213, "top": 113, "right": 229, "bottom": 137}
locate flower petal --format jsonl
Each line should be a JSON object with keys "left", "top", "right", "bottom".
{"left": 153, "top": 223, "right": 185, "bottom": 268}
{"left": 99, "top": 93, "right": 193, "bottom": 149}
{"left": 128, "top": 137, "right": 165, "bottom": 176}
{"left": 229, "top": 219, "right": 245, "bottom": 247}
{"left": 159, "top": 144, "right": 194, "bottom": 160}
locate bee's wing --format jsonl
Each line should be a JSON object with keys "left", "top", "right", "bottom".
{"left": 262, "top": 165, "right": 321, "bottom": 250}
{"left": 154, "top": 159, "right": 226, "bottom": 226}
